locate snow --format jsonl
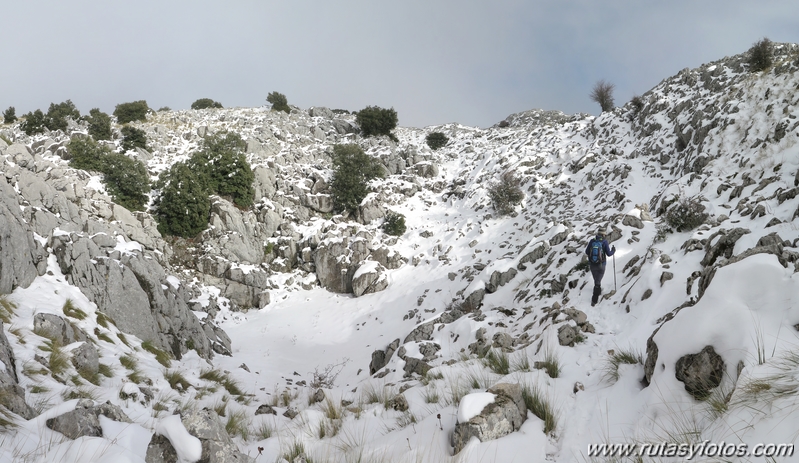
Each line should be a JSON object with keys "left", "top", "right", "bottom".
{"left": 457, "top": 392, "right": 496, "bottom": 423}
{"left": 155, "top": 415, "right": 202, "bottom": 462}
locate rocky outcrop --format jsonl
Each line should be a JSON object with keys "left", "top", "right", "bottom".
{"left": 452, "top": 383, "right": 527, "bottom": 454}
{"left": 179, "top": 408, "right": 255, "bottom": 463}
{"left": 33, "top": 313, "right": 89, "bottom": 345}
{"left": 46, "top": 399, "right": 132, "bottom": 439}
{"left": 0, "top": 321, "right": 34, "bottom": 419}
{"left": 0, "top": 177, "right": 47, "bottom": 293}
{"left": 485, "top": 266, "right": 517, "bottom": 293}
{"left": 370, "top": 338, "right": 400, "bottom": 375}
{"left": 352, "top": 261, "right": 388, "bottom": 297}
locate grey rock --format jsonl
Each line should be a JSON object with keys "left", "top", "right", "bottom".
{"left": 0, "top": 178, "right": 47, "bottom": 293}
{"left": 0, "top": 321, "right": 34, "bottom": 419}
{"left": 404, "top": 321, "right": 435, "bottom": 343}
{"left": 253, "top": 166, "right": 277, "bottom": 200}
{"left": 485, "top": 267, "right": 518, "bottom": 293}
{"left": 283, "top": 408, "right": 298, "bottom": 419}
{"left": 145, "top": 433, "right": 178, "bottom": 463}
{"left": 412, "top": 161, "right": 439, "bottom": 178}
{"left": 181, "top": 408, "right": 255, "bottom": 463}
{"left": 46, "top": 400, "right": 132, "bottom": 439}
{"left": 622, "top": 215, "right": 645, "bottom": 229}
{"left": 370, "top": 338, "right": 400, "bottom": 375}
{"left": 352, "top": 262, "right": 389, "bottom": 297}
{"left": 310, "top": 389, "right": 326, "bottom": 405}
{"left": 370, "top": 246, "right": 405, "bottom": 270}
{"left": 70, "top": 342, "right": 100, "bottom": 376}
{"left": 660, "top": 272, "right": 674, "bottom": 286}
{"left": 403, "top": 357, "right": 431, "bottom": 377}
{"left": 558, "top": 324, "right": 579, "bottom": 347}
{"left": 492, "top": 332, "right": 514, "bottom": 351}
{"left": 33, "top": 313, "right": 88, "bottom": 345}
{"left": 452, "top": 383, "right": 527, "bottom": 454}
{"left": 255, "top": 404, "right": 277, "bottom": 415}
{"left": 387, "top": 394, "right": 409, "bottom": 411}
{"left": 675, "top": 345, "right": 725, "bottom": 399}
{"left": 700, "top": 228, "right": 751, "bottom": 267}
{"left": 517, "top": 242, "right": 550, "bottom": 270}
{"left": 419, "top": 342, "right": 441, "bottom": 361}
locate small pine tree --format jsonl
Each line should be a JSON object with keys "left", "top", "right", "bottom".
{"left": 330, "top": 144, "right": 385, "bottom": 214}
{"left": 590, "top": 80, "right": 615, "bottom": 113}
{"left": 154, "top": 162, "right": 211, "bottom": 238}
{"left": 191, "top": 98, "right": 223, "bottom": 110}
{"left": 266, "top": 92, "right": 290, "bottom": 113}
{"left": 747, "top": 38, "right": 773, "bottom": 72}
{"left": 102, "top": 153, "right": 150, "bottom": 211}
{"left": 425, "top": 132, "right": 448, "bottom": 150}
{"left": 382, "top": 211, "right": 407, "bottom": 236}
{"left": 45, "top": 100, "right": 81, "bottom": 132}
{"left": 21, "top": 109, "right": 47, "bottom": 135}
{"left": 86, "top": 108, "right": 112, "bottom": 141}
{"left": 121, "top": 126, "right": 148, "bottom": 152}
{"left": 3, "top": 106, "right": 16, "bottom": 124}
{"left": 114, "top": 100, "right": 150, "bottom": 124}
{"left": 487, "top": 170, "right": 524, "bottom": 216}
{"left": 356, "top": 106, "right": 398, "bottom": 140}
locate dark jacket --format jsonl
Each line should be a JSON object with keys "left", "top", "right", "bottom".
{"left": 585, "top": 236, "right": 615, "bottom": 264}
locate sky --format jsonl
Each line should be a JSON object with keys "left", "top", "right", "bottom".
{"left": 2, "top": 1, "right": 798, "bottom": 129}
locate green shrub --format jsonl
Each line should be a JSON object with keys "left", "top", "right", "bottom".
{"left": 86, "top": 108, "right": 112, "bottom": 141}
{"left": 102, "top": 152, "right": 150, "bottom": 211}
{"left": 114, "top": 100, "right": 150, "bottom": 124}
{"left": 747, "top": 38, "right": 773, "bottom": 72}
{"left": 665, "top": 197, "right": 708, "bottom": 232}
{"left": 382, "top": 211, "right": 407, "bottom": 236}
{"left": 266, "top": 91, "right": 290, "bottom": 113}
{"left": 21, "top": 109, "right": 46, "bottom": 135}
{"left": 67, "top": 137, "right": 111, "bottom": 172}
{"left": 330, "top": 144, "right": 385, "bottom": 213}
{"left": 487, "top": 170, "right": 524, "bottom": 216}
{"left": 121, "top": 125, "right": 148, "bottom": 152}
{"left": 45, "top": 100, "right": 80, "bottom": 132}
{"left": 191, "top": 98, "right": 223, "bottom": 110}
{"left": 356, "top": 106, "right": 398, "bottom": 140}
{"left": 190, "top": 132, "right": 254, "bottom": 208}
{"left": 425, "top": 132, "right": 448, "bottom": 150}
{"left": 3, "top": 106, "right": 16, "bottom": 124}
{"left": 154, "top": 162, "right": 211, "bottom": 238}
{"left": 158, "top": 106, "right": 171, "bottom": 112}
{"left": 630, "top": 95, "right": 644, "bottom": 114}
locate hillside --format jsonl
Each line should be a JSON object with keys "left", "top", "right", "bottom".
{"left": 0, "top": 43, "right": 798, "bottom": 462}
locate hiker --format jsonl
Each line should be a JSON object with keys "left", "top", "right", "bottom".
{"left": 585, "top": 227, "right": 615, "bottom": 306}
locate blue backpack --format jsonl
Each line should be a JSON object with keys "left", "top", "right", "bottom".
{"left": 589, "top": 239, "right": 604, "bottom": 264}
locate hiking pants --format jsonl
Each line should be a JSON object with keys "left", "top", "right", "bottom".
{"left": 589, "top": 262, "right": 606, "bottom": 291}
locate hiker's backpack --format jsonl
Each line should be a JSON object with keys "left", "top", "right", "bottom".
{"left": 588, "top": 239, "right": 604, "bottom": 264}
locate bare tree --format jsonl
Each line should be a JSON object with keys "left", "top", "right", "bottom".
{"left": 590, "top": 80, "right": 615, "bottom": 113}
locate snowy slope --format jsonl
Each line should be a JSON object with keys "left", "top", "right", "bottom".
{"left": 1, "top": 43, "right": 799, "bottom": 462}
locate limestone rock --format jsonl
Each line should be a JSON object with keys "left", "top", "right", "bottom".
{"left": 181, "top": 408, "right": 255, "bottom": 463}
{"left": 352, "top": 261, "right": 389, "bottom": 297}
{"left": 675, "top": 345, "right": 725, "bottom": 399}
{"left": 558, "top": 324, "right": 579, "bottom": 347}
{"left": 486, "top": 267, "right": 518, "bottom": 293}
{"left": 452, "top": 383, "right": 527, "bottom": 454}
{"left": 370, "top": 338, "right": 400, "bottom": 375}
{"left": 0, "top": 321, "right": 34, "bottom": 419}
{"left": 46, "top": 400, "right": 132, "bottom": 439}
{"left": 0, "top": 178, "right": 47, "bottom": 293}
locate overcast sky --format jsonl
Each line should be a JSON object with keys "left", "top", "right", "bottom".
{"left": 2, "top": 1, "right": 798, "bottom": 128}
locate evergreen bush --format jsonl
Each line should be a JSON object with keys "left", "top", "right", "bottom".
{"left": 45, "top": 100, "right": 80, "bottom": 132}
{"left": 121, "top": 126, "right": 148, "bottom": 152}
{"left": 21, "top": 109, "right": 46, "bottom": 135}
{"left": 382, "top": 211, "right": 407, "bottom": 236}
{"left": 67, "top": 137, "right": 110, "bottom": 172}
{"left": 190, "top": 132, "right": 254, "bottom": 208}
{"left": 86, "top": 108, "right": 112, "bottom": 141}
{"left": 487, "top": 170, "right": 524, "bottom": 216}
{"left": 747, "top": 38, "right": 773, "bottom": 72}
{"left": 665, "top": 197, "right": 708, "bottom": 232}
{"left": 191, "top": 98, "right": 223, "bottom": 110}
{"left": 114, "top": 100, "right": 150, "bottom": 124}
{"left": 330, "top": 144, "right": 385, "bottom": 213}
{"left": 266, "top": 92, "right": 290, "bottom": 113}
{"left": 3, "top": 106, "right": 16, "bottom": 124}
{"left": 154, "top": 162, "right": 211, "bottom": 238}
{"left": 356, "top": 106, "right": 398, "bottom": 140}
{"left": 102, "top": 152, "right": 150, "bottom": 211}
{"left": 425, "top": 132, "right": 448, "bottom": 150}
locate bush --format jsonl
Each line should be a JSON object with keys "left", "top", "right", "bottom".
{"left": 266, "top": 91, "right": 290, "bottom": 113}
{"left": 330, "top": 144, "right": 385, "bottom": 214}
{"left": 629, "top": 95, "right": 644, "bottom": 115}
{"left": 113, "top": 100, "right": 150, "bottom": 124}
{"left": 382, "top": 211, "right": 407, "bottom": 236}
{"left": 67, "top": 137, "right": 110, "bottom": 172}
{"left": 86, "top": 108, "right": 112, "bottom": 141}
{"left": 747, "top": 38, "right": 773, "bottom": 72}
{"left": 121, "top": 126, "right": 148, "bottom": 152}
{"left": 191, "top": 98, "right": 223, "bottom": 110}
{"left": 154, "top": 162, "right": 211, "bottom": 238}
{"left": 45, "top": 100, "right": 81, "bottom": 132}
{"left": 3, "top": 106, "right": 16, "bottom": 124}
{"left": 21, "top": 109, "right": 46, "bottom": 135}
{"left": 67, "top": 138, "right": 149, "bottom": 210}
{"left": 102, "top": 152, "right": 150, "bottom": 211}
{"left": 190, "top": 132, "right": 254, "bottom": 208}
{"left": 425, "top": 132, "right": 448, "bottom": 150}
{"left": 665, "top": 197, "right": 708, "bottom": 232}
{"left": 157, "top": 106, "right": 171, "bottom": 112}
{"left": 356, "top": 106, "right": 398, "bottom": 140}
{"left": 590, "top": 80, "right": 615, "bottom": 113}
{"left": 487, "top": 170, "right": 524, "bottom": 216}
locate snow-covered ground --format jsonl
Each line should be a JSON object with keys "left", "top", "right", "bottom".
{"left": 1, "top": 44, "right": 799, "bottom": 462}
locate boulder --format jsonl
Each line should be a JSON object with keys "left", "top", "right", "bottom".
{"left": 352, "top": 261, "right": 389, "bottom": 297}
{"left": 387, "top": 393, "right": 409, "bottom": 411}
{"left": 369, "top": 338, "right": 400, "bottom": 375}
{"left": 46, "top": 399, "right": 132, "bottom": 439}
{"left": 145, "top": 434, "right": 178, "bottom": 463}
{"left": 675, "top": 345, "right": 725, "bottom": 399}
{"left": 403, "top": 357, "right": 431, "bottom": 377}
{"left": 485, "top": 267, "right": 518, "bottom": 293}
{"left": 452, "top": 383, "right": 527, "bottom": 454}
{"left": 0, "top": 321, "right": 34, "bottom": 419}
{"left": 403, "top": 321, "right": 435, "bottom": 344}
{"left": 70, "top": 342, "right": 100, "bottom": 376}
{"left": 557, "top": 324, "right": 580, "bottom": 347}
{"left": 0, "top": 178, "right": 47, "bottom": 293}
{"left": 33, "top": 313, "right": 88, "bottom": 345}
{"left": 180, "top": 408, "right": 255, "bottom": 463}
{"left": 622, "top": 214, "right": 645, "bottom": 229}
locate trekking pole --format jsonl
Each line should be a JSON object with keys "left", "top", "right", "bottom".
{"left": 613, "top": 254, "right": 617, "bottom": 292}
